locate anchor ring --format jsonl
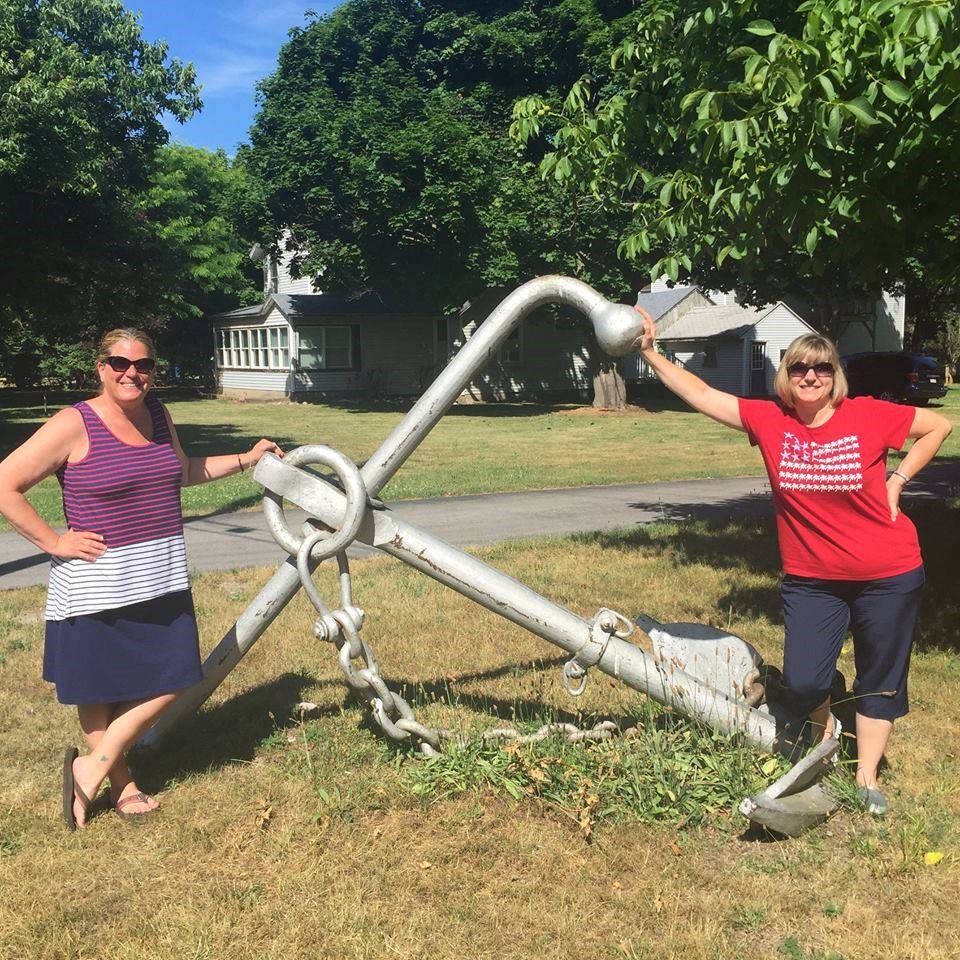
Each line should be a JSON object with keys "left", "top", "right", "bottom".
{"left": 262, "top": 445, "right": 368, "bottom": 561}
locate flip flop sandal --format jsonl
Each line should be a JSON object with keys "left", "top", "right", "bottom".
{"left": 857, "top": 785, "right": 888, "bottom": 816}
{"left": 61, "top": 747, "right": 93, "bottom": 832}
{"left": 115, "top": 792, "right": 159, "bottom": 823}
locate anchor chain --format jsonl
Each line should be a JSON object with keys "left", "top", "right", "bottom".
{"left": 267, "top": 446, "right": 449, "bottom": 757}
{"left": 303, "top": 549, "right": 448, "bottom": 756}
{"left": 270, "top": 446, "right": 649, "bottom": 757}
{"left": 293, "top": 530, "right": 642, "bottom": 755}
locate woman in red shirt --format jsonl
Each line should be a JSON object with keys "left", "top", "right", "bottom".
{"left": 635, "top": 311, "right": 952, "bottom": 814}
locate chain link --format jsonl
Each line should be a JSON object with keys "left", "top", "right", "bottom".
{"left": 295, "top": 541, "right": 643, "bottom": 755}
{"left": 281, "top": 455, "right": 643, "bottom": 757}
{"left": 296, "top": 530, "right": 448, "bottom": 756}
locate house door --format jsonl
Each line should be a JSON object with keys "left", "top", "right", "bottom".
{"left": 750, "top": 342, "right": 767, "bottom": 394}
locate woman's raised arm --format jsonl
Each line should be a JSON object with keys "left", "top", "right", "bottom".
{"left": 634, "top": 308, "right": 746, "bottom": 432}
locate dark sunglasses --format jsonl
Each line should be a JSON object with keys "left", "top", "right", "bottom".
{"left": 787, "top": 361, "right": 834, "bottom": 378}
{"left": 102, "top": 356, "right": 156, "bottom": 374}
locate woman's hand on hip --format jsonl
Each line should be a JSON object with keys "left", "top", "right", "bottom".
{"left": 885, "top": 473, "right": 906, "bottom": 522}
{"left": 52, "top": 529, "right": 106, "bottom": 561}
{"left": 243, "top": 438, "right": 284, "bottom": 470}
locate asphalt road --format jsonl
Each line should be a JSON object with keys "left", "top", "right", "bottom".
{"left": 2, "top": 466, "right": 956, "bottom": 591}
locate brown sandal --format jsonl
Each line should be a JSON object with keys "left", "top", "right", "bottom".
{"left": 62, "top": 747, "right": 93, "bottom": 832}
{"left": 115, "top": 791, "right": 159, "bottom": 822}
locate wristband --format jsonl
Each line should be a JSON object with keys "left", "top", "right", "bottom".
{"left": 892, "top": 469, "right": 909, "bottom": 483}
{"left": 237, "top": 453, "right": 245, "bottom": 473}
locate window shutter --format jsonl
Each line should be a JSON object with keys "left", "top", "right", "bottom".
{"left": 351, "top": 324, "right": 362, "bottom": 371}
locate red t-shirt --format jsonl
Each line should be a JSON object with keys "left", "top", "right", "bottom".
{"left": 738, "top": 396, "right": 920, "bottom": 580}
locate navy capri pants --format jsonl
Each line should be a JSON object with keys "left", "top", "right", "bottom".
{"left": 780, "top": 565, "right": 925, "bottom": 721}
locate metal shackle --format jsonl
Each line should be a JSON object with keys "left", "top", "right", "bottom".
{"left": 262, "top": 445, "right": 368, "bottom": 560}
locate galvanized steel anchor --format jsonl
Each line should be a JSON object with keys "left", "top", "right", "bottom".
{"left": 143, "top": 276, "right": 840, "bottom": 836}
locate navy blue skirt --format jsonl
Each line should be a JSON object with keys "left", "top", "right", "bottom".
{"left": 43, "top": 590, "right": 203, "bottom": 705}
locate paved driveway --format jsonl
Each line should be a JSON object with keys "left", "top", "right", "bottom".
{"left": 2, "top": 466, "right": 955, "bottom": 590}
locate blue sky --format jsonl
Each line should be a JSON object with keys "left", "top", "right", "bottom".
{"left": 125, "top": 1, "right": 344, "bottom": 154}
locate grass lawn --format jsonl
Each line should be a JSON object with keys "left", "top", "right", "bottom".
{"left": 3, "top": 385, "right": 959, "bottom": 530}
{"left": 1, "top": 503, "right": 958, "bottom": 959}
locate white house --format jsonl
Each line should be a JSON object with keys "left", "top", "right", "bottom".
{"left": 210, "top": 245, "right": 440, "bottom": 400}
{"left": 834, "top": 291, "right": 906, "bottom": 354}
{"left": 450, "top": 290, "right": 594, "bottom": 402}
{"left": 211, "top": 245, "right": 604, "bottom": 402}
{"left": 623, "top": 284, "right": 817, "bottom": 396}
{"left": 645, "top": 275, "right": 906, "bottom": 355}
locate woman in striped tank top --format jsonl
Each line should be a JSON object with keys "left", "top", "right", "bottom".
{"left": 0, "top": 329, "right": 283, "bottom": 830}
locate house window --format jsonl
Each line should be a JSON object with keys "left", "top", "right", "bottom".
{"left": 218, "top": 326, "right": 289, "bottom": 369}
{"left": 703, "top": 343, "right": 718, "bottom": 368}
{"left": 498, "top": 326, "right": 522, "bottom": 364}
{"left": 298, "top": 325, "right": 355, "bottom": 370}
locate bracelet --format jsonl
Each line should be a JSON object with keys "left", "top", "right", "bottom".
{"left": 892, "top": 469, "right": 909, "bottom": 483}
{"left": 237, "top": 453, "right": 245, "bottom": 473}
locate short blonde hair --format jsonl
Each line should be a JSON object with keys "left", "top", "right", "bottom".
{"left": 774, "top": 333, "right": 848, "bottom": 407}
{"left": 96, "top": 328, "right": 155, "bottom": 366}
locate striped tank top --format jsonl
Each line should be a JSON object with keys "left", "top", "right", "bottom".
{"left": 45, "top": 394, "right": 190, "bottom": 621}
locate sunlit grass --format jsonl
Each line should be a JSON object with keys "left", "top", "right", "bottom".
{"left": 1, "top": 505, "right": 958, "bottom": 958}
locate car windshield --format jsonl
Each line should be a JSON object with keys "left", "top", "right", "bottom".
{"left": 915, "top": 357, "right": 940, "bottom": 373}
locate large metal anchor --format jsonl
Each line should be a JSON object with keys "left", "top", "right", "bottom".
{"left": 142, "top": 276, "right": 840, "bottom": 836}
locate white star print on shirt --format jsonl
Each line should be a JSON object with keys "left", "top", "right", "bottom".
{"left": 778, "top": 432, "right": 863, "bottom": 492}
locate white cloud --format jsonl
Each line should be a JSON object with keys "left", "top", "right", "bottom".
{"left": 220, "top": 0, "right": 314, "bottom": 32}
{"left": 191, "top": 0, "right": 344, "bottom": 96}
{"left": 197, "top": 49, "right": 277, "bottom": 96}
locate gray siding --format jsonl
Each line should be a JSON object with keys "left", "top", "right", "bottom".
{"left": 666, "top": 339, "right": 744, "bottom": 394}
{"left": 292, "top": 314, "right": 435, "bottom": 397}
{"left": 622, "top": 289, "right": 714, "bottom": 380}
{"left": 454, "top": 313, "right": 592, "bottom": 400}
{"left": 749, "top": 306, "right": 816, "bottom": 394}
{"left": 219, "top": 370, "right": 294, "bottom": 397}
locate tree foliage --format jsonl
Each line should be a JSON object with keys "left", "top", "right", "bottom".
{"left": 0, "top": 1, "right": 262, "bottom": 384}
{"left": 0, "top": 0, "right": 201, "bottom": 330}
{"left": 139, "top": 145, "right": 263, "bottom": 373}
{"left": 244, "top": 0, "right": 641, "bottom": 313}
{"left": 512, "top": 0, "right": 960, "bottom": 331}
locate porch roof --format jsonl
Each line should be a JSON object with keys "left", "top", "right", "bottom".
{"left": 210, "top": 291, "right": 412, "bottom": 324}
{"left": 657, "top": 303, "right": 779, "bottom": 340}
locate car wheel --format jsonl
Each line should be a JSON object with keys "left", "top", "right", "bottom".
{"left": 879, "top": 390, "right": 898, "bottom": 402}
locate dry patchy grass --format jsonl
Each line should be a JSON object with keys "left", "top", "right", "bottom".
{"left": 2, "top": 508, "right": 959, "bottom": 959}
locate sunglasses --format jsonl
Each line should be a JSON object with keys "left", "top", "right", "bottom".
{"left": 787, "top": 361, "right": 834, "bottom": 378}
{"left": 102, "top": 356, "right": 156, "bottom": 374}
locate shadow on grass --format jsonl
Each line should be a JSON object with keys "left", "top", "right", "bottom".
{"left": 137, "top": 670, "right": 325, "bottom": 790}
{"left": 137, "top": 657, "right": 596, "bottom": 790}
{"left": 571, "top": 499, "right": 960, "bottom": 655}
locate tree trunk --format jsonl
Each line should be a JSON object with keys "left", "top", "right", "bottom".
{"left": 592, "top": 351, "right": 627, "bottom": 409}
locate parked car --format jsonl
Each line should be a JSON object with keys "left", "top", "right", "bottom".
{"left": 842, "top": 352, "right": 948, "bottom": 405}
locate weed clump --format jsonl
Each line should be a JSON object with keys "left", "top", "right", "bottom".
{"left": 404, "top": 708, "right": 787, "bottom": 836}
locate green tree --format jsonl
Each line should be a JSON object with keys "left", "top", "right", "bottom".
{"left": 0, "top": 0, "right": 200, "bottom": 383}
{"left": 512, "top": 0, "right": 960, "bottom": 335}
{"left": 140, "top": 145, "right": 263, "bottom": 376}
{"left": 245, "top": 0, "right": 644, "bottom": 406}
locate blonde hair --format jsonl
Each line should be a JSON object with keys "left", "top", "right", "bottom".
{"left": 96, "top": 328, "right": 156, "bottom": 366}
{"left": 774, "top": 333, "right": 848, "bottom": 407}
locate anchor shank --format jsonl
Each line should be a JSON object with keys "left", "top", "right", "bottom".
{"left": 139, "top": 557, "right": 309, "bottom": 746}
